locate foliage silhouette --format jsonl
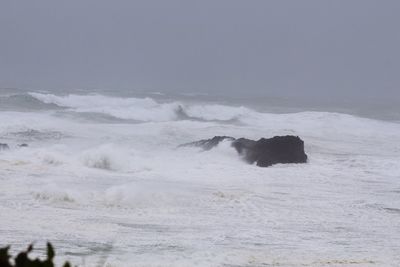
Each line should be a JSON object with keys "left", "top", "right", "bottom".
{"left": 0, "top": 243, "right": 71, "bottom": 267}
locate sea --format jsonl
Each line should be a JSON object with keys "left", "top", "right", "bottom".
{"left": 0, "top": 88, "right": 399, "bottom": 267}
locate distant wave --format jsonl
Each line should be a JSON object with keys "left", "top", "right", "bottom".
{"left": 0, "top": 93, "right": 63, "bottom": 111}
{"left": 28, "top": 92, "right": 252, "bottom": 123}
{"left": 29, "top": 92, "right": 181, "bottom": 121}
{"left": 24, "top": 92, "right": 400, "bottom": 131}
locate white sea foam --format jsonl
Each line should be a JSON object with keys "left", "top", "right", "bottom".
{"left": 183, "top": 104, "right": 252, "bottom": 121}
{"left": 29, "top": 92, "right": 254, "bottom": 122}
{"left": 80, "top": 144, "right": 131, "bottom": 171}
{"left": 1, "top": 92, "right": 400, "bottom": 266}
{"left": 29, "top": 92, "right": 182, "bottom": 121}
{"left": 33, "top": 184, "right": 78, "bottom": 203}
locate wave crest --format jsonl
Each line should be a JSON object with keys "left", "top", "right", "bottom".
{"left": 29, "top": 92, "right": 254, "bottom": 123}
{"left": 80, "top": 144, "right": 130, "bottom": 171}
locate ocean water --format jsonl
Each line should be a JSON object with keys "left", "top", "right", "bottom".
{"left": 0, "top": 89, "right": 399, "bottom": 267}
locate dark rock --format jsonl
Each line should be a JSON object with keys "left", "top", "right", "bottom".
{"left": 232, "top": 136, "right": 308, "bottom": 167}
{"left": 0, "top": 143, "right": 10, "bottom": 150}
{"left": 179, "top": 136, "right": 235, "bottom": 150}
{"left": 179, "top": 135, "right": 308, "bottom": 167}
{"left": 18, "top": 144, "right": 28, "bottom": 147}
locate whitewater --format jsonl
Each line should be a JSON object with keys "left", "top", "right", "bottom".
{"left": 0, "top": 89, "right": 400, "bottom": 267}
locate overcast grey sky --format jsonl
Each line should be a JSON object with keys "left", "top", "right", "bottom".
{"left": 1, "top": 0, "right": 399, "bottom": 102}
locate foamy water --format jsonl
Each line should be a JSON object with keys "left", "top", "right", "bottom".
{"left": 0, "top": 91, "right": 400, "bottom": 266}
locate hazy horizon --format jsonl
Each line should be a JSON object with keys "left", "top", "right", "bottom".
{"left": 1, "top": 0, "right": 400, "bottom": 105}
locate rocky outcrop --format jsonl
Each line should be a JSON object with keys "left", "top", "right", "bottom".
{"left": 178, "top": 136, "right": 235, "bottom": 150}
{"left": 179, "top": 135, "right": 308, "bottom": 167}
{"left": 232, "top": 136, "right": 308, "bottom": 167}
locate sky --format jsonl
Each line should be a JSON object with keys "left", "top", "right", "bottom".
{"left": 0, "top": 0, "right": 399, "bottom": 103}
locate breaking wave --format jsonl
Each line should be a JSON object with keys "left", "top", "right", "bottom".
{"left": 80, "top": 144, "right": 131, "bottom": 171}
{"left": 0, "top": 93, "right": 63, "bottom": 111}
{"left": 29, "top": 92, "right": 252, "bottom": 122}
